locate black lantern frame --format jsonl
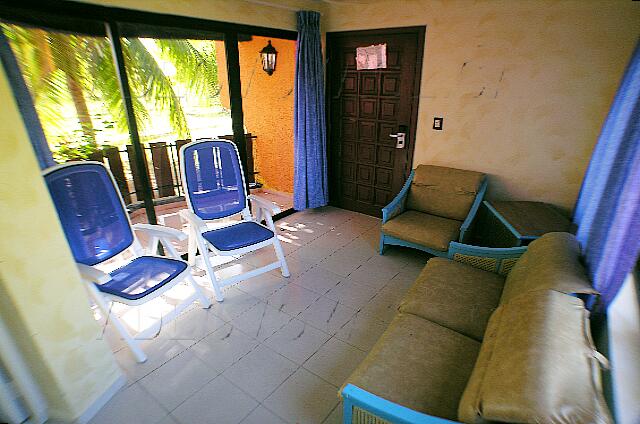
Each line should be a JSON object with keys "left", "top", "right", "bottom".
{"left": 260, "top": 40, "right": 277, "bottom": 75}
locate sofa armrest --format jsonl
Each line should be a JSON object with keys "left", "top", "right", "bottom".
{"left": 448, "top": 242, "right": 527, "bottom": 275}
{"left": 341, "top": 384, "right": 458, "bottom": 424}
{"left": 459, "top": 177, "right": 488, "bottom": 243}
{"left": 382, "top": 170, "right": 414, "bottom": 224}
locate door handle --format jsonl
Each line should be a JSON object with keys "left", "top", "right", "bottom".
{"left": 389, "top": 132, "right": 406, "bottom": 149}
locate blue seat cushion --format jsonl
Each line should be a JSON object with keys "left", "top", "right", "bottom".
{"left": 203, "top": 222, "right": 274, "bottom": 251}
{"left": 98, "top": 256, "right": 188, "bottom": 301}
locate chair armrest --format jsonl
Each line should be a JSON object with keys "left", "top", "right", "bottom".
{"left": 459, "top": 177, "right": 488, "bottom": 243}
{"left": 248, "top": 195, "right": 281, "bottom": 216}
{"left": 341, "top": 384, "right": 457, "bottom": 424}
{"left": 133, "top": 223, "right": 187, "bottom": 242}
{"left": 179, "top": 210, "right": 209, "bottom": 233}
{"left": 76, "top": 263, "right": 111, "bottom": 284}
{"left": 382, "top": 170, "right": 414, "bottom": 224}
{"left": 448, "top": 242, "right": 527, "bottom": 275}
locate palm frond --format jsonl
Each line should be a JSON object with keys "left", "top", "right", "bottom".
{"left": 123, "top": 38, "right": 191, "bottom": 138}
{"left": 155, "top": 39, "right": 219, "bottom": 102}
{"left": 85, "top": 37, "right": 150, "bottom": 134}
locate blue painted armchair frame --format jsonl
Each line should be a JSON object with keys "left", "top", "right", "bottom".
{"left": 380, "top": 171, "right": 488, "bottom": 257}
{"left": 341, "top": 244, "right": 528, "bottom": 424}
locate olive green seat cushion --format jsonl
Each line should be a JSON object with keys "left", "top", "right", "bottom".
{"left": 382, "top": 210, "right": 461, "bottom": 252}
{"left": 399, "top": 258, "right": 505, "bottom": 341}
{"left": 406, "top": 165, "right": 485, "bottom": 221}
{"left": 343, "top": 313, "right": 481, "bottom": 421}
{"left": 458, "top": 291, "right": 611, "bottom": 424}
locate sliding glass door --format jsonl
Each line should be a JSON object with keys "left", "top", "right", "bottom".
{"left": 1, "top": 4, "right": 297, "bottom": 234}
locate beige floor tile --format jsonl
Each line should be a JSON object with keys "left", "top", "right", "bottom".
{"left": 325, "top": 278, "right": 379, "bottom": 310}
{"left": 240, "top": 406, "right": 287, "bottom": 424}
{"left": 223, "top": 344, "right": 297, "bottom": 401}
{"left": 303, "top": 337, "right": 366, "bottom": 387}
{"left": 230, "top": 301, "right": 294, "bottom": 341}
{"left": 266, "top": 283, "right": 321, "bottom": 315}
{"left": 298, "top": 296, "right": 357, "bottom": 335}
{"left": 161, "top": 305, "right": 226, "bottom": 344}
{"left": 188, "top": 323, "right": 259, "bottom": 374}
{"left": 347, "top": 259, "right": 401, "bottom": 290}
{"left": 335, "top": 313, "right": 389, "bottom": 352}
{"left": 88, "top": 383, "right": 167, "bottom": 424}
{"left": 317, "top": 248, "right": 373, "bottom": 277}
{"left": 139, "top": 349, "right": 218, "bottom": 411}
{"left": 115, "top": 338, "right": 190, "bottom": 384}
{"left": 172, "top": 375, "right": 258, "bottom": 424}
{"left": 263, "top": 368, "right": 339, "bottom": 424}
{"left": 293, "top": 266, "right": 343, "bottom": 295}
{"left": 358, "top": 292, "right": 402, "bottom": 324}
{"left": 210, "top": 286, "right": 261, "bottom": 321}
{"left": 236, "top": 271, "right": 290, "bottom": 300}
{"left": 323, "top": 402, "right": 344, "bottom": 424}
{"left": 264, "top": 318, "right": 331, "bottom": 364}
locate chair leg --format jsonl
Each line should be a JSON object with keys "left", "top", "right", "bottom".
{"left": 89, "top": 286, "right": 147, "bottom": 363}
{"left": 197, "top": 238, "right": 225, "bottom": 302}
{"left": 379, "top": 234, "right": 386, "bottom": 255}
{"left": 186, "top": 275, "right": 212, "bottom": 309}
{"left": 272, "top": 238, "right": 290, "bottom": 277}
{"left": 187, "top": 225, "right": 198, "bottom": 266}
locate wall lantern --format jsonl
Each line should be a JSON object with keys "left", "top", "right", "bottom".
{"left": 260, "top": 40, "right": 277, "bottom": 76}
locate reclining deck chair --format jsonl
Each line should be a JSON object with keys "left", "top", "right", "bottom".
{"left": 380, "top": 164, "right": 487, "bottom": 257}
{"left": 179, "top": 139, "right": 290, "bottom": 302}
{"left": 44, "top": 162, "right": 211, "bottom": 363}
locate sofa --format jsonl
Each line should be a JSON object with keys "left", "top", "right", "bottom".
{"left": 380, "top": 165, "right": 487, "bottom": 257}
{"left": 340, "top": 232, "right": 612, "bottom": 424}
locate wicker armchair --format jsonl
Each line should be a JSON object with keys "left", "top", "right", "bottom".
{"left": 380, "top": 165, "right": 488, "bottom": 257}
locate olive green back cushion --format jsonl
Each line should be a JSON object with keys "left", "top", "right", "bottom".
{"left": 405, "top": 165, "right": 485, "bottom": 221}
{"left": 458, "top": 291, "right": 611, "bottom": 424}
{"left": 500, "top": 232, "right": 598, "bottom": 304}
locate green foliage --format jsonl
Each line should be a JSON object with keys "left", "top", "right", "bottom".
{"left": 2, "top": 23, "right": 221, "bottom": 156}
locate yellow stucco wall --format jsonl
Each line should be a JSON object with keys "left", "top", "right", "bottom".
{"left": 0, "top": 66, "right": 122, "bottom": 421}
{"left": 217, "top": 36, "right": 296, "bottom": 193}
{"left": 326, "top": 0, "right": 640, "bottom": 211}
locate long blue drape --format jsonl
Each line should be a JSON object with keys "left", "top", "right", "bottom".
{"left": 293, "top": 11, "right": 328, "bottom": 210}
{"left": 574, "top": 39, "right": 640, "bottom": 308}
{"left": 0, "top": 31, "right": 55, "bottom": 169}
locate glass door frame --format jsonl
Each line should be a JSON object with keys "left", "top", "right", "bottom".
{"left": 0, "top": 0, "right": 297, "bottom": 223}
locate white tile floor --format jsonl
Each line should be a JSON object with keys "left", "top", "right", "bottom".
{"left": 90, "top": 206, "right": 429, "bottom": 424}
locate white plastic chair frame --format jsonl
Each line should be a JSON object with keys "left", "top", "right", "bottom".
{"left": 179, "top": 139, "right": 290, "bottom": 302}
{"left": 45, "top": 162, "right": 212, "bottom": 363}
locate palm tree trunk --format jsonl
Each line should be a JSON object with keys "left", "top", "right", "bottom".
{"left": 66, "top": 73, "right": 96, "bottom": 145}
{"left": 49, "top": 33, "right": 97, "bottom": 145}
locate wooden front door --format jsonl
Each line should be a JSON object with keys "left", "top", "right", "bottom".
{"left": 327, "top": 27, "right": 425, "bottom": 217}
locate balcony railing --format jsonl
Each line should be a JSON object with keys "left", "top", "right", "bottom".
{"left": 86, "top": 134, "right": 257, "bottom": 209}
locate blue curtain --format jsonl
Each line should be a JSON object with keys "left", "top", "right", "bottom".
{"left": 293, "top": 11, "right": 328, "bottom": 210}
{"left": 574, "top": 39, "right": 640, "bottom": 308}
{"left": 0, "top": 31, "right": 55, "bottom": 169}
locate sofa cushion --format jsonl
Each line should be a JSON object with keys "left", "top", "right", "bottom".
{"left": 500, "top": 232, "right": 598, "bottom": 304}
{"left": 406, "top": 165, "right": 485, "bottom": 221}
{"left": 343, "top": 313, "right": 481, "bottom": 421}
{"left": 382, "top": 210, "right": 461, "bottom": 252}
{"left": 458, "top": 291, "right": 612, "bottom": 424}
{"left": 399, "top": 258, "right": 505, "bottom": 341}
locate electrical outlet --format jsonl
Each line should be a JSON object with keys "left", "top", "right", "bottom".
{"left": 433, "top": 117, "right": 443, "bottom": 130}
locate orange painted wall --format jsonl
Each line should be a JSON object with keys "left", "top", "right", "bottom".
{"left": 216, "top": 36, "right": 296, "bottom": 193}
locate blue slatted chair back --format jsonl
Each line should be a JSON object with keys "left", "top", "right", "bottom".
{"left": 181, "top": 140, "right": 247, "bottom": 220}
{"left": 44, "top": 162, "right": 134, "bottom": 266}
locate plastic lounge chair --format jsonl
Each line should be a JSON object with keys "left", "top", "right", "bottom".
{"left": 179, "top": 139, "right": 290, "bottom": 302}
{"left": 44, "top": 162, "right": 211, "bottom": 363}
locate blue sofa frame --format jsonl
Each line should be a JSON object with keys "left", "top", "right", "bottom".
{"left": 341, "top": 243, "right": 529, "bottom": 424}
{"left": 380, "top": 171, "right": 488, "bottom": 257}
